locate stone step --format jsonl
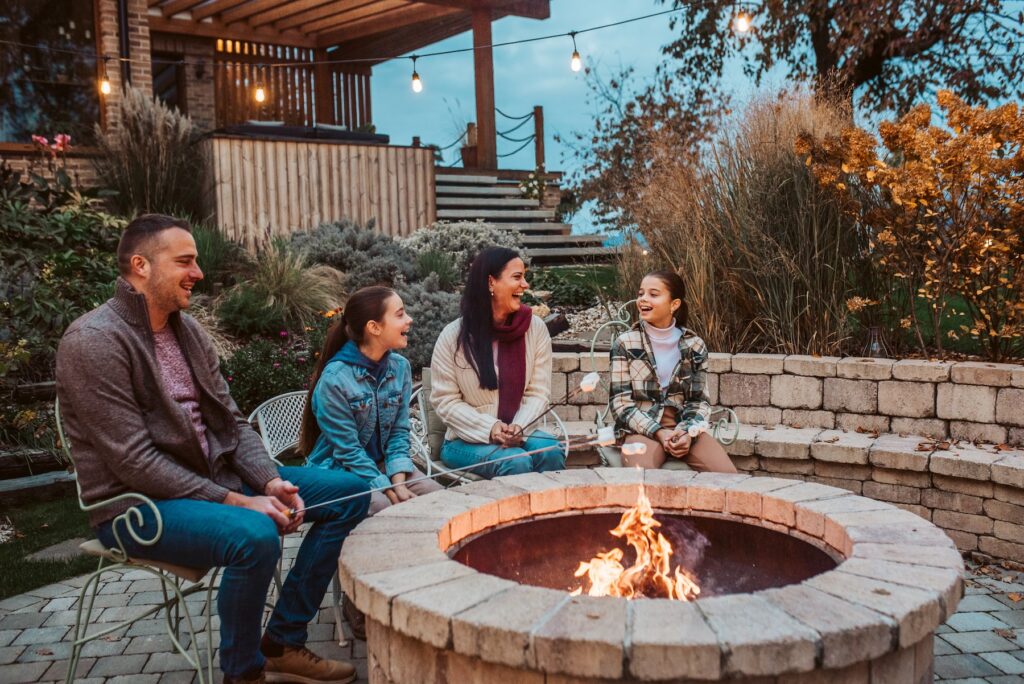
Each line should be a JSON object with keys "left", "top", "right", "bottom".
{"left": 435, "top": 173, "right": 499, "bottom": 185}
{"left": 437, "top": 208, "right": 557, "bottom": 220}
{"left": 521, "top": 233, "right": 604, "bottom": 247}
{"left": 436, "top": 196, "right": 540, "bottom": 208}
{"left": 524, "top": 246, "right": 619, "bottom": 263}
{"left": 488, "top": 222, "right": 571, "bottom": 234}
{"left": 435, "top": 185, "right": 523, "bottom": 196}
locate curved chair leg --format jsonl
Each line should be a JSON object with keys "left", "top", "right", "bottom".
{"left": 331, "top": 572, "right": 348, "bottom": 646}
{"left": 66, "top": 561, "right": 107, "bottom": 684}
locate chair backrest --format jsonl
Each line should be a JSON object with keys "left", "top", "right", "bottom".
{"left": 247, "top": 391, "right": 308, "bottom": 461}
{"left": 418, "top": 369, "right": 448, "bottom": 461}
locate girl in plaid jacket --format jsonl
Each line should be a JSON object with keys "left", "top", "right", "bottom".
{"left": 608, "top": 270, "right": 736, "bottom": 472}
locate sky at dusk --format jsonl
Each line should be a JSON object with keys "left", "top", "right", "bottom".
{"left": 369, "top": 0, "right": 775, "bottom": 234}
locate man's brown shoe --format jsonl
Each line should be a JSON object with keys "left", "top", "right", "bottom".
{"left": 261, "top": 636, "right": 356, "bottom": 684}
{"left": 224, "top": 666, "right": 266, "bottom": 683}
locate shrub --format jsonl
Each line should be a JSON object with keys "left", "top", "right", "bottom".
{"left": 221, "top": 337, "right": 314, "bottom": 416}
{"left": 397, "top": 274, "right": 460, "bottom": 370}
{"left": 618, "top": 88, "right": 867, "bottom": 355}
{"left": 416, "top": 250, "right": 458, "bottom": 291}
{"left": 291, "top": 219, "right": 416, "bottom": 291}
{"left": 529, "top": 268, "right": 598, "bottom": 307}
{"left": 216, "top": 242, "right": 344, "bottom": 337}
{"left": 92, "top": 85, "right": 206, "bottom": 217}
{"left": 399, "top": 221, "right": 522, "bottom": 279}
{"left": 193, "top": 223, "right": 249, "bottom": 294}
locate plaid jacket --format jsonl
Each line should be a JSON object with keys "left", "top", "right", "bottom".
{"left": 607, "top": 326, "right": 711, "bottom": 438}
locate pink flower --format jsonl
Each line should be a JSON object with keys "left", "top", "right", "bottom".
{"left": 273, "top": 363, "right": 281, "bottom": 369}
{"left": 279, "top": 330, "right": 288, "bottom": 338}
{"left": 31, "top": 135, "right": 49, "bottom": 147}
{"left": 52, "top": 134, "right": 71, "bottom": 152}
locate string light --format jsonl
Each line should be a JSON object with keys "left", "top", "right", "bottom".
{"left": 732, "top": 6, "right": 753, "bottom": 33}
{"left": 569, "top": 31, "right": 582, "bottom": 72}
{"left": 98, "top": 57, "right": 111, "bottom": 95}
{"left": 254, "top": 82, "right": 266, "bottom": 103}
{"left": 410, "top": 55, "right": 422, "bottom": 93}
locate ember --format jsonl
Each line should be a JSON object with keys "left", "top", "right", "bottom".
{"left": 572, "top": 485, "right": 700, "bottom": 600}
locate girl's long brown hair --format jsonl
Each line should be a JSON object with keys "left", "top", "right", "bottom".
{"left": 298, "top": 286, "right": 396, "bottom": 455}
{"left": 645, "top": 270, "right": 689, "bottom": 329}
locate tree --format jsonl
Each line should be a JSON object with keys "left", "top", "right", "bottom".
{"left": 661, "top": 0, "right": 1024, "bottom": 114}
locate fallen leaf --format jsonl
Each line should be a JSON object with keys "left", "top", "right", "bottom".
{"left": 995, "top": 628, "right": 1015, "bottom": 639}
{"left": 995, "top": 443, "right": 1015, "bottom": 452}
{"left": 823, "top": 436, "right": 840, "bottom": 443}
{"left": 872, "top": 588, "right": 891, "bottom": 596}
{"left": 1008, "top": 592, "right": 1023, "bottom": 602}
{"left": 35, "top": 648, "right": 53, "bottom": 656}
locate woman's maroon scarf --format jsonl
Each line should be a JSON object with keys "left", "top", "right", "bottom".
{"left": 493, "top": 305, "right": 532, "bottom": 423}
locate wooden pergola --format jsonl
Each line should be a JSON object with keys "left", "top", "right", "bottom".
{"left": 147, "top": 0, "right": 551, "bottom": 168}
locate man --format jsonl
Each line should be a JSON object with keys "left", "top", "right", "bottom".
{"left": 56, "top": 214, "right": 369, "bottom": 684}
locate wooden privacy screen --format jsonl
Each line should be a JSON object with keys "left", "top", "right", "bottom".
{"left": 205, "top": 137, "right": 437, "bottom": 248}
{"left": 214, "top": 39, "right": 371, "bottom": 129}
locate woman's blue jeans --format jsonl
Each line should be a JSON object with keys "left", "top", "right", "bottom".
{"left": 440, "top": 430, "right": 565, "bottom": 479}
{"left": 95, "top": 466, "right": 369, "bottom": 677}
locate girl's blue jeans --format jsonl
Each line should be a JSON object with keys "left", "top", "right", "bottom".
{"left": 95, "top": 466, "right": 369, "bottom": 677}
{"left": 440, "top": 430, "right": 565, "bottom": 478}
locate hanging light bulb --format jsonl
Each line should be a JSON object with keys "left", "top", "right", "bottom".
{"left": 732, "top": 10, "right": 753, "bottom": 33}
{"left": 569, "top": 32, "right": 582, "bottom": 72}
{"left": 410, "top": 56, "right": 423, "bottom": 93}
{"left": 254, "top": 83, "right": 266, "bottom": 103}
{"left": 98, "top": 57, "right": 111, "bottom": 95}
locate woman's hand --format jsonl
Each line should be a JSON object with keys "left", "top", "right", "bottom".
{"left": 666, "top": 431, "right": 692, "bottom": 458}
{"left": 655, "top": 428, "right": 675, "bottom": 453}
{"left": 502, "top": 423, "right": 525, "bottom": 447}
{"left": 490, "top": 421, "right": 511, "bottom": 445}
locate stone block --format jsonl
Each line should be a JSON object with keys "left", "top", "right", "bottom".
{"left": 932, "top": 473, "right": 993, "bottom": 497}
{"left": 944, "top": 528, "right": 979, "bottom": 552}
{"left": 994, "top": 520, "right": 1024, "bottom": 544}
{"left": 551, "top": 352, "right": 579, "bottom": 373}
{"left": 995, "top": 482, "right": 1024, "bottom": 505}
{"left": 569, "top": 371, "right": 609, "bottom": 405}
{"left": 824, "top": 379, "right": 877, "bottom": 414}
{"left": 950, "top": 421, "right": 1007, "bottom": 444}
{"left": 550, "top": 372, "right": 568, "bottom": 405}
{"left": 891, "top": 501, "right": 931, "bottom": 520}
{"left": 706, "top": 372, "right": 719, "bottom": 405}
{"left": 628, "top": 599, "right": 721, "bottom": 680}
{"left": 868, "top": 434, "right": 931, "bottom": 471}
{"left": 708, "top": 352, "right": 731, "bottom": 373}
{"left": 807, "top": 475, "right": 861, "bottom": 493}
{"left": 862, "top": 481, "right": 921, "bottom": 505}
{"left": 930, "top": 446, "right": 1002, "bottom": 481}
{"left": 997, "top": 388, "right": 1024, "bottom": 427}
{"left": 979, "top": 535, "right": 1024, "bottom": 562}
{"left": 390, "top": 573, "right": 514, "bottom": 649}
{"left": 762, "top": 585, "right": 891, "bottom": 669}
{"left": 814, "top": 462, "right": 871, "bottom": 480}
{"left": 804, "top": 571, "right": 941, "bottom": 647}
{"left": 720, "top": 374, "right": 771, "bottom": 406}
{"left": 782, "top": 409, "right": 836, "bottom": 429}
{"left": 1014, "top": 366, "right": 1024, "bottom": 387}
{"left": 451, "top": 585, "right": 565, "bottom": 668}
{"left": 579, "top": 354, "right": 609, "bottom": 372}
{"left": 932, "top": 509, "right": 993, "bottom": 535}
{"left": 893, "top": 359, "right": 952, "bottom": 382}
{"left": 937, "top": 383, "right": 997, "bottom": 423}
{"left": 731, "top": 353, "right": 785, "bottom": 374}
{"left": 731, "top": 454, "right": 760, "bottom": 471}
{"left": 921, "top": 488, "right": 983, "bottom": 514}
{"left": 771, "top": 375, "right": 823, "bottom": 410}
{"left": 835, "top": 413, "right": 890, "bottom": 433}
{"left": 723, "top": 424, "right": 758, "bottom": 456}
{"left": 1008, "top": 427, "right": 1024, "bottom": 446}
{"left": 532, "top": 596, "right": 627, "bottom": 679}
{"left": 951, "top": 361, "right": 1017, "bottom": 386}
{"left": 724, "top": 477, "right": 799, "bottom": 518}
{"left": 870, "top": 645, "right": 916, "bottom": 684}
{"left": 837, "top": 357, "right": 894, "bottom": 381}
{"left": 984, "top": 498, "right": 1024, "bottom": 523}
{"left": 762, "top": 458, "right": 814, "bottom": 475}
{"left": 810, "top": 430, "right": 873, "bottom": 464}
{"left": 872, "top": 467, "right": 930, "bottom": 488}
{"left": 353, "top": 560, "right": 477, "bottom": 626}
{"left": 698, "top": 594, "right": 817, "bottom": 677}
{"left": 890, "top": 417, "right": 948, "bottom": 440}
{"left": 553, "top": 404, "right": 580, "bottom": 421}
{"left": 733, "top": 406, "right": 783, "bottom": 425}
{"left": 756, "top": 427, "right": 822, "bottom": 460}
{"left": 850, "top": 542, "right": 963, "bottom": 570}
{"left": 783, "top": 355, "right": 839, "bottom": 377}
{"left": 878, "top": 381, "right": 935, "bottom": 418}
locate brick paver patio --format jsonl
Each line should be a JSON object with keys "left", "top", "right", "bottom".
{"left": 1, "top": 537, "right": 1022, "bottom": 683}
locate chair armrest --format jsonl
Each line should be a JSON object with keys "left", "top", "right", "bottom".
{"left": 81, "top": 492, "right": 165, "bottom": 561}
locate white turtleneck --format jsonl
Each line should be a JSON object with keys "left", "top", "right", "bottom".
{"left": 643, "top": 321, "right": 683, "bottom": 389}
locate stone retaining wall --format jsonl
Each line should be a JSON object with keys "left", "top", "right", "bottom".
{"left": 550, "top": 352, "right": 1024, "bottom": 446}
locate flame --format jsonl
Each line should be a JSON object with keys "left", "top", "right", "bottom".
{"left": 573, "top": 485, "right": 700, "bottom": 601}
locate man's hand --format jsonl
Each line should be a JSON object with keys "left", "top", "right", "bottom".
{"left": 265, "top": 477, "right": 304, "bottom": 533}
{"left": 223, "top": 490, "right": 294, "bottom": 531}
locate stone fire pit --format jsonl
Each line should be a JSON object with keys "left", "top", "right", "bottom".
{"left": 339, "top": 469, "right": 964, "bottom": 683}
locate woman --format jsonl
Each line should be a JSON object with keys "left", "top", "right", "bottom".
{"left": 301, "top": 286, "right": 442, "bottom": 514}
{"left": 430, "top": 247, "right": 565, "bottom": 478}
{"left": 608, "top": 270, "right": 736, "bottom": 472}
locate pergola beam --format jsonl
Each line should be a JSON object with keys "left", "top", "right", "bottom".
{"left": 301, "top": 0, "right": 407, "bottom": 34}
{"left": 273, "top": 0, "right": 380, "bottom": 31}
{"left": 415, "top": 0, "right": 548, "bottom": 20}
{"left": 315, "top": 4, "right": 460, "bottom": 47}
{"left": 159, "top": 0, "right": 209, "bottom": 17}
{"left": 148, "top": 15, "right": 316, "bottom": 47}
{"left": 191, "top": 0, "right": 250, "bottom": 21}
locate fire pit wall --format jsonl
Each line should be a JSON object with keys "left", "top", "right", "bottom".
{"left": 339, "top": 469, "right": 964, "bottom": 684}
{"left": 553, "top": 353, "right": 1024, "bottom": 563}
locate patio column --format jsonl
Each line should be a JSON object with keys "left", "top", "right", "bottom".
{"left": 472, "top": 5, "right": 497, "bottom": 169}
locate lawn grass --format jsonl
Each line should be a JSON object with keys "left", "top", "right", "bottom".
{"left": 536, "top": 264, "right": 619, "bottom": 298}
{"left": 0, "top": 494, "right": 95, "bottom": 600}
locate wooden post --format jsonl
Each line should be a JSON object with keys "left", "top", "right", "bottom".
{"left": 533, "top": 105, "right": 544, "bottom": 171}
{"left": 314, "top": 48, "right": 333, "bottom": 125}
{"left": 472, "top": 6, "right": 497, "bottom": 169}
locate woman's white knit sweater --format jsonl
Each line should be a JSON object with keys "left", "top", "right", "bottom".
{"left": 429, "top": 315, "right": 552, "bottom": 443}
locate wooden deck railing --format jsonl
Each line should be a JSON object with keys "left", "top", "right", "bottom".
{"left": 204, "top": 136, "right": 436, "bottom": 249}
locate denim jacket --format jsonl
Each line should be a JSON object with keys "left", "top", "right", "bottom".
{"left": 306, "top": 343, "right": 413, "bottom": 490}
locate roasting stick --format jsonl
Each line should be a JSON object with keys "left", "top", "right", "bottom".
{"left": 286, "top": 428, "right": 621, "bottom": 518}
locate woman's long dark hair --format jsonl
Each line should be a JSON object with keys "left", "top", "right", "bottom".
{"left": 299, "top": 286, "right": 396, "bottom": 455}
{"left": 458, "top": 247, "right": 521, "bottom": 390}
{"left": 645, "top": 270, "right": 689, "bottom": 329}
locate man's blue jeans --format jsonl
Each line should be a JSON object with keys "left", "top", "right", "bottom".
{"left": 440, "top": 430, "right": 565, "bottom": 479}
{"left": 95, "top": 466, "right": 369, "bottom": 677}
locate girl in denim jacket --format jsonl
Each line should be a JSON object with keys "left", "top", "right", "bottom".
{"left": 301, "top": 286, "right": 441, "bottom": 514}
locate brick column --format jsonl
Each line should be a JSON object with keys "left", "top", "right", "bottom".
{"left": 95, "top": 0, "right": 153, "bottom": 130}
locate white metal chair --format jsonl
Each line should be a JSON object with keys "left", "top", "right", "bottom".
{"left": 587, "top": 302, "right": 739, "bottom": 469}
{"left": 55, "top": 399, "right": 218, "bottom": 684}
{"left": 410, "top": 368, "right": 569, "bottom": 483}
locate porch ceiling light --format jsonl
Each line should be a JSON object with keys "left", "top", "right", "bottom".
{"left": 410, "top": 56, "right": 423, "bottom": 93}
{"left": 254, "top": 83, "right": 267, "bottom": 103}
{"left": 569, "top": 32, "right": 582, "bottom": 72}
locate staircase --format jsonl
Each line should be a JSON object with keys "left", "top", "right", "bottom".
{"left": 434, "top": 172, "right": 613, "bottom": 265}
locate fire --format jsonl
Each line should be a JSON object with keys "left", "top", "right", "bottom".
{"left": 572, "top": 485, "right": 700, "bottom": 601}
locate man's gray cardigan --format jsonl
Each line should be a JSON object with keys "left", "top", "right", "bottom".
{"left": 56, "top": 278, "right": 280, "bottom": 527}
